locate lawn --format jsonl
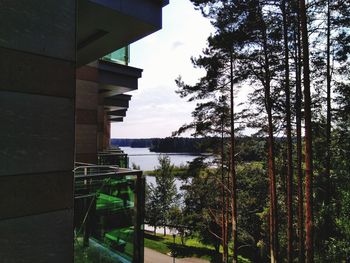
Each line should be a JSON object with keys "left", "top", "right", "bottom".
{"left": 144, "top": 231, "right": 250, "bottom": 263}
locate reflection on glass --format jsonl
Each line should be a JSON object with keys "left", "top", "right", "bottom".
{"left": 98, "top": 152, "right": 129, "bottom": 168}
{"left": 74, "top": 165, "right": 143, "bottom": 263}
{"left": 102, "top": 46, "right": 130, "bottom": 65}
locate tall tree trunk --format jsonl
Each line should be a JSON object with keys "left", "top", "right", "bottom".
{"left": 259, "top": 8, "right": 279, "bottom": 262}
{"left": 267, "top": 88, "right": 278, "bottom": 263}
{"left": 299, "top": 0, "right": 314, "bottom": 262}
{"left": 221, "top": 115, "right": 228, "bottom": 263}
{"left": 225, "top": 171, "right": 230, "bottom": 263}
{"left": 295, "top": 8, "right": 305, "bottom": 263}
{"left": 267, "top": 89, "right": 278, "bottom": 263}
{"left": 282, "top": 1, "right": 293, "bottom": 262}
{"left": 230, "top": 50, "right": 238, "bottom": 263}
{"left": 164, "top": 216, "right": 166, "bottom": 236}
{"left": 324, "top": 0, "right": 332, "bottom": 244}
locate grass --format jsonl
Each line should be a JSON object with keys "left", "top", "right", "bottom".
{"left": 144, "top": 233, "right": 171, "bottom": 254}
{"left": 144, "top": 232, "right": 251, "bottom": 263}
{"left": 144, "top": 166, "right": 189, "bottom": 178}
{"left": 144, "top": 232, "right": 221, "bottom": 262}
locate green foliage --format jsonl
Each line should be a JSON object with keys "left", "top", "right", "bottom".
{"left": 168, "top": 206, "right": 188, "bottom": 245}
{"left": 145, "top": 155, "right": 178, "bottom": 234}
{"left": 150, "top": 137, "right": 213, "bottom": 153}
{"left": 111, "top": 137, "right": 219, "bottom": 153}
{"left": 147, "top": 164, "right": 190, "bottom": 180}
{"left": 181, "top": 168, "right": 223, "bottom": 252}
{"left": 145, "top": 182, "right": 162, "bottom": 232}
{"left": 144, "top": 232, "right": 251, "bottom": 262}
{"left": 144, "top": 234, "right": 171, "bottom": 254}
{"left": 74, "top": 244, "right": 118, "bottom": 263}
{"left": 173, "top": 1, "right": 350, "bottom": 261}
{"left": 131, "top": 163, "right": 140, "bottom": 170}
{"left": 236, "top": 162, "right": 269, "bottom": 261}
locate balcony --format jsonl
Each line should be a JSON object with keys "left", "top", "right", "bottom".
{"left": 102, "top": 46, "right": 130, "bottom": 66}
{"left": 77, "top": 0, "right": 169, "bottom": 66}
{"left": 98, "top": 151, "right": 129, "bottom": 168}
{"left": 74, "top": 164, "right": 144, "bottom": 263}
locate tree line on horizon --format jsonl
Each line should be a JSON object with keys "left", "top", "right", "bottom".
{"left": 112, "top": 137, "right": 207, "bottom": 151}
{"left": 112, "top": 137, "right": 219, "bottom": 152}
{"left": 172, "top": 0, "right": 349, "bottom": 262}
{"left": 113, "top": 136, "right": 288, "bottom": 158}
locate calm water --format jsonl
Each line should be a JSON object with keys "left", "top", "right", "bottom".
{"left": 120, "top": 147, "right": 198, "bottom": 192}
{"left": 120, "top": 147, "right": 199, "bottom": 171}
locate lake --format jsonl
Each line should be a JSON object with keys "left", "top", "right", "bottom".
{"left": 120, "top": 147, "right": 200, "bottom": 171}
{"left": 120, "top": 147, "right": 199, "bottom": 192}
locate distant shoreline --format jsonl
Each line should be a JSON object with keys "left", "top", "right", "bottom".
{"left": 111, "top": 137, "right": 213, "bottom": 154}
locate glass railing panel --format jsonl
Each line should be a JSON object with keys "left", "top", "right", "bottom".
{"left": 74, "top": 165, "right": 144, "bottom": 263}
{"left": 102, "top": 46, "right": 130, "bottom": 65}
{"left": 98, "top": 152, "right": 129, "bottom": 168}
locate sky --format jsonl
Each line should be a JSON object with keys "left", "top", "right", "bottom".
{"left": 111, "top": 0, "right": 214, "bottom": 138}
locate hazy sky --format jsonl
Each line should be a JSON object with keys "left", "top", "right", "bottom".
{"left": 111, "top": 0, "right": 214, "bottom": 138}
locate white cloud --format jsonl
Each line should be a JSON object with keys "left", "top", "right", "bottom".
{"left": 111, "top": 0, "right": 214, "bottom": 138}
{"left": 172, "top": 41, "right": 185, "bottom": 49}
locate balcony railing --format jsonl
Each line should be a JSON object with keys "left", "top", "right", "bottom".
{"left": 102, "top": 46, "right": 130, "bottom": 65}
{"left": 74, "top": 164, "right": 144, "bottom": 263}
{"left": 98, "top": 151, "right": 129, "bottom": 168}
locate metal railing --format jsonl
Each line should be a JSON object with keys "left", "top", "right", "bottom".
{"left": 98, "top": 152, "right": 129, "bottom": 168}
{"left": 74, "top": 163, "right": 144, "bottom": 263}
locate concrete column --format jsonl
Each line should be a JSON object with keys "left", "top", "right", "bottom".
{"left": 75, "top": 79, "right": 99, "bottom": 164}
{"left": 104, "top": 116, "right": 111, "bottom": 150}
{"left": 0, "top": 1, "right": 76, "bottom": 262}
{"left": 98, "top": 106, "right": 111, "bottom": 152}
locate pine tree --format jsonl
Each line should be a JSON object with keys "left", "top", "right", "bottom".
{"left": 293, "top": 3, "right": 305, "bottom": 261}
{"left": 281, "top": 0, "right": 294, "bottom": 261}
{"left": 299, "top": 0, "right": 314, "bottom": 261}
{"left": 154, "top": 155, "right": 178, "bottom": 236}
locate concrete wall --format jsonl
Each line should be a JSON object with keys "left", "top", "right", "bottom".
{"left": 97, "top": 106, "right": 111, "bottom": 152}
{"left": 0, "top": 1, "right": 76, "bottom": 262}
{"left": 76, "top": 64, "right": 112, "bottom": 156}
{"left": 75, "top": 79, "right": 99, "bottom": 164}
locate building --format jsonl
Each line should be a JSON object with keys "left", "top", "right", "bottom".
{"left": 0, "top": 1, "right": 168, "bottom": 262}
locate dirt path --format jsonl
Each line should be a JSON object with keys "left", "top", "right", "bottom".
{"left": 144, "top": 247, "right": 209, "bottom": 263}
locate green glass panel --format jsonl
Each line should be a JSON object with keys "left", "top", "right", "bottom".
{"left": 98, "top": 152, "right": 129, "bottom": 168}
{"left": 74, "top": 166, "right": 143, "bottom": 263}
{"left": 102, "top": 46, "right": 130, "bottom": 65}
